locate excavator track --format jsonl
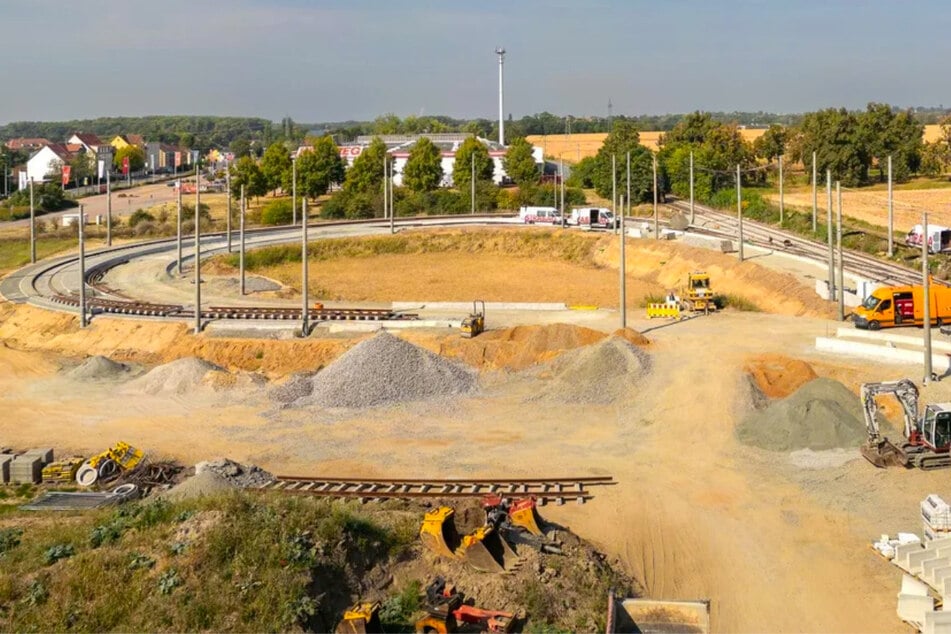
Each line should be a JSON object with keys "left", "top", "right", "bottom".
{"left": 914, "top": 453, "right": 951, "bottom": 471}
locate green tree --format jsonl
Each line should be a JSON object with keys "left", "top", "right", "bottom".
{"left": 296, "top": 137, "right": 345, "bottom": 199}
{"left": 343, "top": 137, "right": 391, "bottom": 195}
{"left": 453, "top": 137, "right": 494, "bottom": 189}
{"left": 566, "top": 156, "right": 597, "bottom": 189}
{"left": 231, "top": 156, "right": 267, "bottom": 198}
{"left": 230, "top": 137, "right": 251, "bottom": 158}
{"left": 501, "top": 137, "right": 538, "bottom": 185}
{"left": 591, "top": 121, "right": 655, "bottom": 202}
{"left": 113, "top": 145, "right": 145, "bottom": 172}
{"left": 858, "top": 103, "right": 923, "bottom": 182}
{"left": 920, "top": 141, "right": 949, "bottom": 177}
{"left": 752, "top": 124, "right": 788, "bottom": 161}
{"left": 402, "top": 137, "right": 443, "bottom": 193}
{"left": 657, "top": 113, "right": 755, "bottom": 197}
{"left": 68, "top": 152, "right": 95, "bottom": 185}
{"left": 789, "top": 108, "right": 869, "bottom": 186}
{"left": 260, "top": 142, "right": 292, "bottom": 195}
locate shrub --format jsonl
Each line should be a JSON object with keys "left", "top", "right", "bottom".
{"left": 261, "top": 199, "right": 293, "bottom": 225}
{"left": 128, "top": 209, "right": 155, "bottom": 227}
{"left": 134, "top": 221, "right": 158, "bottom": 236}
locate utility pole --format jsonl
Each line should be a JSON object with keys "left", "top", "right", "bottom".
{"left": 496, "top": 47, "right": 505, "bottom": 146}
{"left": 176, "top": 179, "right": 183, "bottom": 274}
{"left": 652, "top": 154, "right": 658, "bottom": 238}
{"left": 29, "top": 178, "right": 35, "bottom": 264}
{"left": 194, "top": 165, "right": 201, "bottom": 335}
{"left": 471, "top": 158, "right": 475, "bottom": 215}
{"left": 778, "top": 155, "right": 784, "bottom": 225}
{"left": 292, "top": 154, "right": 298, "bottom": 225}
{"left": 812, "top": 151, "right": 818, "bottom": 233}
{"left": 78, "top": 204, "right": 87, "bottom": 328}
{"left": 226, "top": 167, "right": 232, "bottom": 253}
{"left": 737, "top": 164, "right": 744, "bottom": 262}
{"left": 389, "top": 160, "right": 395, "bottom": 235}
{"left": 826, "top": 169, "right": 834, "bottom": 300}
{"left": 626, "top": 151, "right": 631, "bottom": 230}
{"left": 560, "top": 158, "right": 565, "bottom": 228}
{"left": 836, "top": 181, "right": 844, "bottom": 321}
{"left": 106, "top": 168, "right": 112, "bottom": 247}
{"left": 888, "top": 155, "right": 894, "bottom": 258}
{"left": 923, "top": 211, "right": 933, "bottom": 384}
{"left": 382, "top": 152, "right": 387, "bottom": 220}
{"left": 689, "top": 150, "right": 695, "bottom": 225}
{"left": 612, "top": 154, "right": 617, "bottom": 235}
{"left": 619, "top": 193, "right": 626, "bottom": 329}
{"left": 240, "top": 185, "right": 246, "bottom": 295}
{"left": 301, "top": 198, "right": 309, "bottom": 337}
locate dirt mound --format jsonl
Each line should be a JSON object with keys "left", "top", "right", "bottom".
{"left": 267, "top": 372, "right": 315, "bottom": 404}
{"left": 125, "top": 357, "right": 223, "bottom": 395}
{"left": 195, "top": 458, "right": 273, "bottom": 488}
{"left": 736, "top": 377, "right": 867, "bottom": 451}
{"left": 162, "top": 470, "right": 235, "bottom": 500}
{"left": 299, "top": 332, "right": 478, "bottom": 409}
{"left": 533, "top": 336, "right": 651, "bottom": 404}
{"left": 745, "top": 354, "right": 817, "bottom": 399}
{"left": 612, "top": 327, "right": 650, "bottom": 347}
{"left": 65, "top": 355, "right": 131, "bottom": 381}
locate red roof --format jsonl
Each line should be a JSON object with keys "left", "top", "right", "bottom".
{"left": 125, "top": 134, "right": 145, "bottom": 146}
{"left": 5, "top": 137, "right": 51, "bottom": 150}
{"left": 44, "top": 143, "right": 77, "bottom": 161}
{"left": 70, "top": 132, "right": 102, "bottom": 147}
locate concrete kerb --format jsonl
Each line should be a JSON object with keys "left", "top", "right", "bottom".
{"left": 923, "top": 610, "right": 951, "bottom": 634}
{"left": 816, "top": 337, "right": 951, "bottom": 373}
{"left": 908, "top": 548, "right": 938, "bottom": 576}
{"left": 391, "top": 301, "right": 568, "bottom": 312}
{"left": 835, "top": 327, "right": 951, "bottom": 354}
{"left": 895, "top": 542, "right": 926, "bottom": 572}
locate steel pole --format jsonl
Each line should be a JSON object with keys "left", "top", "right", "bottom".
{"left": 78, "top": 204, "right": 87, "bottom": 327}
{"left": 652, "top": 154, "right": 658, "bottom": 238}
{"left": 382, "top": 153, "right": 387, "bottom": 219}
{"left": 888, "top": 155, "right": 894, "bottom": 258}
{"left": 194, "top": 166, "right": 201, "bottom": 335}
{"left": 612, "top": 154, "right": 617, "bottom": 235}
{"left": 389, "top": 160, "right": 395, "bottom": 235}
{"left": 812, "top": 151, "right": 817, "bottom": 233}
{"left": 827, "top": 169, "right": 834, "bottom": 300}
{"left": 560, "top": 158, "right": 565, "bottom": 228}
{"left": 737, "top": 164, "right": 744, "bottom": 262}
{"left": 471, "top": 158, "right": 475, "bottom": 215}
{"left": 778, "top": 155, "right": 784, "bottom": 225}
{"left": 292, "top": 157, "right": 298, "bottom": 225}
{"left": 836, "top": 182, "right": 844, "bottom": 321}
{"left": 176, "top": 180, "right": 183, "bottom": 274}
{"left": 226, "top": 167, "right": 232, "bottom": 253}
{"left": 689, "top": 150, "right": 695, "bottom": 225}
{"left": 301, "top": 198, "right": 309, "bottom": 337}
{"left": 29, "top": 178, "right": 35, "bottom": 264}
{"left": 240, "top": 185, "right": 246, "bottom": 296}
{"left": 626, "top": 151, "right": 631, "bottom": 228}
{"left": 106, "top": 169, "right": 112, "bottom": 247}
{"left": 620, "top": 193, "right": 626, "bottom": 329}
{"left": 924, "top": 211, "right": 933, "bottom": 384}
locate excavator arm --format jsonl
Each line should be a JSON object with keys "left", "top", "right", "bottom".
{"left": 860, "top": 379, "right": 919, "bottom": 468}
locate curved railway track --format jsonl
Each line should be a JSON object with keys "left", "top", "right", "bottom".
{"left": 254, "top": 475, "right": 616, "bottom": 505}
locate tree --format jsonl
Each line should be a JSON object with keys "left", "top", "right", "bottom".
{"left": 296, "top": 136, "right": 345, "bottom": 199}
{"left": 501, "top": 137, "right": 538, "bottom": 185}
{"left": 260, "top": 142, "right": 292, "bottom": 195}
{"left": 657, "top": 113, "right": 755, "bottom": 198}
{"left": 753, "top": 124, "right": 787, "bottom": 161}
{"left": 920, "top": 141, "right": 949, "bottom": 177}
{"left": 230, "top": 137, "right": 251, "bottom": 159}
{"left": 68, "top": 152, "right": 95, "bottom": 185}
{"left": 566, "top": 156, "right": 597, "bottom": 189}
{"left": 113, "top": 145, "right": 145, "bottom": 172}
{"left": 790, "top": 108, "right": 869, "bottom": 187}
{"left": 591, "top": 121, "right": 655, "bottom": 202}
{"left": 402, "top": 137, "right": 443, "bottom": 192}
{"left": 858, "top": 103, "right": 923, "bottom": 182}
{"left": 343, "top": 137, "right": 391, "bottom": 195}
{"left": 453, "top": 137, "right": 494, "bottom": 189}
{"left": 231, "top": 156, "right": 267, "bottom": 198}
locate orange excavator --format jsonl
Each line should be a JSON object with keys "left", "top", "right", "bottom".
{"left": 415, "top": 577, "right": 519, "bottom": 634}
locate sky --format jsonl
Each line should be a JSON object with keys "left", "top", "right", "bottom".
{"left": 2, "top": 0, "right": 951, "bottom": 124}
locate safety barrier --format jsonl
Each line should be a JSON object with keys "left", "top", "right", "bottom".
{"left": 646, "top": 303, "right": 681, "bottom": 319}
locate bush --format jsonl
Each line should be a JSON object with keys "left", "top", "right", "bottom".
{"left": 181, "top": 202, "right": 212, "bottom": 223}
{"left": 6, "top": 183, "right": 75, "bottom": 212}
{"left": 261, "top": 199, "right": 293, "bottom": 225}
{"left": 128, "top": 209, "right": 155, "bottom": 227}
{"left": 134, "top": 221, "right": 158, "bottom": 236}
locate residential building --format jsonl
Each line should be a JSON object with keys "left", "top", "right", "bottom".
{"left": 24, "top": 144, "right": 76, "bottom": 183}
{"left": 5, "top": 138, "right": 51, "bottom": 152}
{"left": 66, "top": 133, "right": 103, "bottom": 157}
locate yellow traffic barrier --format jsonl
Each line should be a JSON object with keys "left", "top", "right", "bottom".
{"left": 646, "top": 303, "right": 681, "bottom": 319}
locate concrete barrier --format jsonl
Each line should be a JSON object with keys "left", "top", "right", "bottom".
{"left": 391, "top": 301, "right": 567, "bottom": 311}
{"left": 682, "top": 233, "right": 734, "bottom": 253}
{"left": 325, "top": 320, "right": 461, "bottom": 334}
{"left": 836, "top": 327, "right": 951, "bottom": 353}
{"left": 922, "top": 556, "right": 951, "bottom": 586}
{"left": 898, "top": 594, "right": 934, "bottom": 628}
{"left": 816, "top": 337, "right": 951, "bottom": 373}
{"left": 922, "top": 610, "right": 951, "bottom": 634}
{"left": 908, "top": 549, "right": 938, "bottom": 575}
{"left": 929, "top": 564, "right": 951, "bottom": 589}
{"left": 895, "top": 542, "right": 925, "bottom": 571}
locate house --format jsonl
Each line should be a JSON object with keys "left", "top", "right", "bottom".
{"left": 66, "top": 133, "right": 103, "bottom": 157}
{"left": 24, "top": 144, "right": 77, "bottom": 183}
{"left": 5, "top": 138, "right": 51, "bottom": 152}
{"left": 110, "top": 134, "right": 145, "bottom": 151}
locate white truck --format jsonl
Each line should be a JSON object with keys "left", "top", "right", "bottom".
{"left": 906, "top": 224, "right": 951, "bottom": 254}
{"left": 518, "top": 206, "right": 562, "bottom": 225}
{"left": 567, "top": 207, "right": 618, "bottom": 229}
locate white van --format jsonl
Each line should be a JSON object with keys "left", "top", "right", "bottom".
{"left": 518, "top": 206, "right": 562, "bottom": 225}
{"left": 567, "top": 207, "right": 618, "bottom": 229}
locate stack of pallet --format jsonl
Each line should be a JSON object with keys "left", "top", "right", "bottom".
{"left": 9, "top": 448, "right": 54, "bottom": 484}
{"left": 884, "top": 527, "right": 951, "bottom": 632}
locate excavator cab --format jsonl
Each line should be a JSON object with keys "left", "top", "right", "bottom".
{"left": 919, "top": 405, "right": 951, "bottom": 451}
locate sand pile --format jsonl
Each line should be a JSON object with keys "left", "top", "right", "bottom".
{"left": 66, "top": 355, "right": 131, "bottom": 381}
{"left": 125, "top": 357, "right": 223, "bottom": 395}
{"left": 736, "top": 378, "right": 867, "bottom": 451}
{"left": 294, "top": 331, "right": 477, "bottom": 409}
{"left": 162, "top": 470, "right": 235, "bottom": 501}
{"left": 533, "top": 336, "right": 651, "bottom": 404}
{"left": 745, "top": 354, "right": 817, "bottom": 399}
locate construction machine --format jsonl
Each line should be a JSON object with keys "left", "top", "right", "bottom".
{"left": 415, "top": 578, "right": 518, "bottom": 634}
{"left": 680, "top": 272, "right": 716, "bottom": 313}
{"left": 335, "top": 602, "right": 383, "bottom": 634}
{"left": 75, "top": 441, "right": 144, "bottom": 486}
{"left": 460, "top": 301, "right": 485, "bottom": 338}
{"left": 419, "top": 505, "right": 519, "bottom": 573}
{"left": 860, "top": 379, "right": 951, "bottom": 470}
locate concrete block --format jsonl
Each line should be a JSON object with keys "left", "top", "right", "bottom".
{"left": 927, "top": 536, "right": 951, "bottom": 551}
{"left": 908, "top": 549, "right": 937, "bottom": 576}
{"left": 924, "top": 610, "right": 951, "bottom": 634}
{"left": 904, "top": 573, "right": 932, "bottom": 596}
{"left": 10, "top": 456, "right": 42, "bottom": 484}
{"left": 942, "top": 575, "right": 951, "bottom": 598}
{"left": 931, "top": 565, "right": 951, "bottom": 589}
{"left": 836, "top": 327, "right": 951, "bottom": 354}
{"left": 922, "top": 557, "right": 951, "bottom": 586}
{"left": 899, "top": 593, "right": 935, "bottom": 627}
{"left": 0, "top": 455, "right": 10, "bottom": 484}
{"left": 896, "top": 542, "right": 925, "bottom": 571}
{"left": 815, "top": 337, "right": 951, "bottom": 372}
{"left": 23, "top": 447, "right": 53, "bottom": 465}
{"left": 682, "top": 233, "right": 733, "bottom": 253}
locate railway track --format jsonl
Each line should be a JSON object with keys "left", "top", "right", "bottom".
{"left": 254, "top": 475, "right": 616, "bottom": 505}
{"left": 673, "top": 200, "right": 925, "bottom": 287}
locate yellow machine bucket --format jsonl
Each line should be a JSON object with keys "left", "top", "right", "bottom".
{"left": 420, "top": 507, "right": 461, "bottom": 560}
{"left": 335, "top": 602, "right": 382, "bottom": 634}
{"left": 509, "top": 498, "right": 545, "bottom": 536}
{"left": 459, "top": 526, "right": 517, "bottom": 573}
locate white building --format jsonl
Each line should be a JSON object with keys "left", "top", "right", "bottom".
{"left": 336, "top": 133, "right": 543, "bottom": 187}
{"left": 23, "top": 144, "right": 75, "bottom": 184}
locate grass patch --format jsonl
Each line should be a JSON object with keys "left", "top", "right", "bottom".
{"left": 714, "top": 293, "right": 761, "bottom": 312}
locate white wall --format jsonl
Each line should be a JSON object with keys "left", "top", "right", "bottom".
{"left": 26, "top": 147, "right": 63, "bottom": 184}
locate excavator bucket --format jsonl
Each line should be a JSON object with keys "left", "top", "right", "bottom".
{"left": 861, "top": 438, "right": 909, "bottom": 468}
{"left": 335, "top": 602, "right": 382, "bottom": 634}
{"left": 508, "top": 498, "right": 545, "bottom": 536}
{"left": 420, "top": 507, "right": 461, "bottom": 560}
{"left": 459, "top": 526, "right": 516, "bottom": 573}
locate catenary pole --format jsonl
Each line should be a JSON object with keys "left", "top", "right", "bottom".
{"left": 812, "top": 151, "right": 818, "bottom": 233}
{"left": 620, "top": 193, "right": 626, "bottom": 329}
{"left": 389, "top": 160, "right": 395, "bottom": 235}
{"left": 689, "top": 150, "right": 695, "bottom": 225}
{"left": 888, "top": 155, "right": 894, "bottom": 258}
{"left": 226, "top": 166, "right": 232, "bottom": 253}
{"left": 837, "top": 181, "right": 844, "bottom": 321}
{"left": 301, "top": 198, "right": 309, "bottom": 337}
{"left": 612, "top": 154, "right": 617, "bottom": 234}
{"left": 924, "top": 211, "right": 933, "bottom": 384}
{"left": 471, "top": 158, "right": 475, "bottom": 215}
{"left": 29, "top": 178, "right": 35, "bottom": 264}
{"left": 106, "top": 168, "right": 112, "bottom": 247}
{"left": 194, "top": 165, "right": 201, "bottom": 335}
{"left": 292, "top": 155, "right": 298, "bottom": 225}
{"left": 626, "top": 151, "right": 631, "bottom": 228}
{"left": 778, "top": 155, "right": 784, "bottom": 225}
{"left": 737, "top": 164, "right": 744, "bottom": 262}
{"left": 560, "top": 158, "right": 565, "bottom": 228}
{"left": 240, "top": 185, "right": 246, "bottom": 295}
{"left": 176, "top": 177, "right": 182, "bottom": 274}
{"left": 78, "top": 204, "right": 87, "bottom": 328}
{"left": 652, "top": 154, "right": 658, "bottom": 238}
{"left": 827, "top": 169, "right": 834, "bottom": 300}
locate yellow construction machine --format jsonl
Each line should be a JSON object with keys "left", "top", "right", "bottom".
{"left": 460, "top": 301, "right": 485, "bottom": 338}
{"left": 75, "top": 441, "right": 144, "bottom": 487}
{"left": 419, "top": 505, "right": 519, "bottom": 573}
{"left": 335, "top": 602, "right": 383, "bottom": 634}
{"left": 681, "top": 272, "right": 716, "bottom": 312}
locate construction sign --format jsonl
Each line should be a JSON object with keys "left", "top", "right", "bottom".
{"left": 121, "top": 156, "right": 130, "bottom": 175}
{"left": 61, "top": 165, "right": 71, "bottom": 186}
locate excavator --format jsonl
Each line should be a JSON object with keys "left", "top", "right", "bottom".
{"left": 415, "top": 577, "right": 519, "bottom": 634}
{"left": 860, "top": 379, "right": 951, "bottom": 470}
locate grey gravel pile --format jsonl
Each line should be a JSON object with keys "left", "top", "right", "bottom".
{"left": 195, "top": 458, "right": 274, "bottom": 488}
{"left": 534, "top": 337, "right": 651, "bottom": 404}
{"left": 66, "top": 355, "right": 131, "bottom": 381}
{"left": 297, "top": 331, "right": 478, "bottom": 409}
{"left": 125, "top": 357, "right": 223, "bottom": 395}
{"left": 267, "top": 373, "right": 315, "bottom": 404}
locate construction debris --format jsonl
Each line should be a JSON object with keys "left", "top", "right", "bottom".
{"left": 195, "top": 458, "right": 273, "bottom": 488}
{"left": 75, "top": 441, "right": 144, "bottom": 487}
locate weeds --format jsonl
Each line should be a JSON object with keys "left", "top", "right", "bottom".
{"left": 379, "top": 579, "right": 422, "bottom": 630}
{"left": 0, "top": 528, "right": 23, "bottom": 556}
{"left": 158, "top": 569, "right": 181, "bottom": 595}
{"left": 42, "top": 544, "right": 74, "bottom": 565}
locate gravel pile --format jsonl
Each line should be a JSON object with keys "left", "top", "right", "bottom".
{"left": 195, "top": 458, "right": 274, "bottom": 488}
{"left": 533, "top": 336, "right": 651, "bottom": 404}
{"left": 162, "top": 470, "right": 235, "bottom": 501}
{"left": 736, "top": 377, "right": 867, "bottom": 451}
{"left": 294, "top": 331, "right": 478, "bottom": 409}
{"left": 125, "top": 357, "right": 223, "bottom": 395}
{"left": 267, "top": 373, "right": 315, "bottom": 404}
{"left": 66, "top": 355, "right": 131, "bottom": 381}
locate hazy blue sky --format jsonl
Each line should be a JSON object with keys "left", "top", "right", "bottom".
{"left": 2, "top": 0, "right": 950, "bottom": 124}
